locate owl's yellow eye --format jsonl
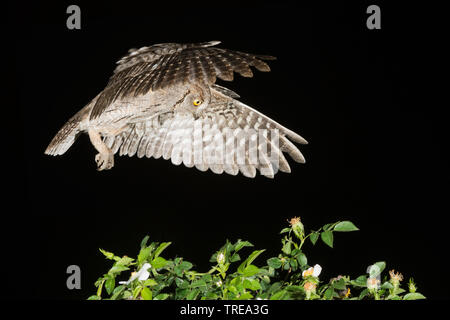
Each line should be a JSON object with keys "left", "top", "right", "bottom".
{"left": 193, "top": 99, "right": 202, "bottom": 106}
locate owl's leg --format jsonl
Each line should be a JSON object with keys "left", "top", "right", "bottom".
{"left": 88, "top": 128, "right": 114, "bottom": 171}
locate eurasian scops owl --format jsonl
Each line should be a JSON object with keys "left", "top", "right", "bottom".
{"left": 45, "top": 41, "right": 307, "bottom": 178}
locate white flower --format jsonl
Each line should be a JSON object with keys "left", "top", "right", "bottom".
{"left": 302, "top": 264, "right": 322, "bottom": 278}
{"left": 215, "top": 280, "right": 222, "bottom": 287}
{"left": 119, "top": 263, "right": 151, "bottom": 285}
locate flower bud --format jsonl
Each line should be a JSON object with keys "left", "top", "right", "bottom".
{"left": 408, "top": 278, "right": 417, "bottom": 293}
{"left": 217, "top": 252, "right": 225, "bottom": 265}
{"left": 288, "top": 217, "right": 305, "bottom": 240}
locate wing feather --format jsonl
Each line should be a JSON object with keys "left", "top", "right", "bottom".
{"left": 90, "top": 41, "right": 275, "bottom": 119}
{"left": 97, "top": 85, "right": 305, "bottom": 178}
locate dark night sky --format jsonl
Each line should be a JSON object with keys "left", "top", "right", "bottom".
{"left": 8, "top": 1, "right": 447, "bottom": 301}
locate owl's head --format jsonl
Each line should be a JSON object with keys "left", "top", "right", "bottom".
{"left": 175, "top": 83, "right": 211, "bottom": 116}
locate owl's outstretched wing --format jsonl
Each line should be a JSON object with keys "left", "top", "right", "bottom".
{"left": 103, "top": 89, "right": 307, "bottom": 178}
{"left": 91, "top": 41, "right": 275, "bottom": 119}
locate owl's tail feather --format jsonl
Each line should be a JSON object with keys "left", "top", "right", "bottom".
{"left": 45, "top": 95, "right": 100, "bottom": 156}
{"left": 44, "top": 114, "right": 83, "bottom": 156}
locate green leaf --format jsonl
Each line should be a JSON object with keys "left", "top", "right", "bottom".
{"left": 381, "top": 281, "right": 394, "bottom": 290}
{"left": 289, "top": 257, "right": 298, "bottom": 271}
{"left": 394, "top": 287, "right": 406, "bottom": 295}
{"left": 96, "top": 279, "right": 105, "bottom": 297}
{"left": 99, "top": 248, "right": 116, "bottom": 260}
{"left": 403, "top": 292, "right": 426, "bottom": 300}
{"left": 238, "top": 249, "right": 265, "bottom": 273}
{"left": 87, "top": 295, "right": 101, "bottom": 300}
{"left": 270, "top": 290, "right": 287, "bottom": 300}
{"left": 285, "top": 285, "right": 305, "bottom": 296}
{"left": 105, "top": 277, "right": 115, "bottom": 295}
{"left": 186, "top": 290, "right": 200, "bottom": 300}
{"left": 334, "top": 221, "right": 359, "bottom": 232}
{"left": 242, "top": 264, "right": 260, "bottom": 277}
{"left": 228, "top": 285, "right": 238, "bottom": 294}
{"left": 310, "top": 232, "right": 319, "bottom": 245}
{"left": 111, "top": 285, "right": 126, "bottom": 300}
{"left": 116, "top": 256, "right": 135, "bottom": 266}
{"left": 230, "top": 253, "right": 241, "bottom": 263}
{"left": 237, "top": 292, "right": 253, "bottom": 300}
{"left": 151, "top": 256, "right": 168, "bottom": 269}
{"left": 282, "top": 241, "right": 292, "bottom": 255}
{"left": 209, "top": 253, "right": 218, "bottom": 263}
{"left": 202, "top": 274, "right": 212, "bottom": 282}
{"left": 142, "top": 279, "right": 158, "bottom": 287}
{"left": 243, "top": 279, "right": 261, "bottom": 291}
{"left": 175, "top": 288, "right": 189, "bottom": 299}
{"left": 175, "top": 277, "right": 189, "bottom": 289}
{"left": 324, "top": 287, "right": 334, "bottom": 300}
{"left": 138, "top": 247, "right": 152, "bottom": 265}
{"left": 230, "top": 276, "right": 241, "bottom": 286}
{"left": 296, "top": 253, "right": 308, "bottom": 268}
{"left": 267, "top": 257, "right": 282, "bottom": 269}
{"left": 359, "top": 288, "right": 369, "bottom": 299}
{"left": 268, "top": 282, "right": 282, "bottom": 294}
{"left": 132, "top": 286, "right": 142, "bottom": 299}
{"left": 280, "top": 227, "right": 291, "bottom": 234}
{"left": 122, "top": 291, "right": 132, "bottom": 299}
{"left": 140, "top": 235, "right": 150, "bottom": 249}
{"left": 190, "top": 280, "right": 207, "bottom": 289}
{"left": 174, "top": 261, "right": 193, "bottom": 276}
{"left": 323, "top": 223, "right": 332, "bottom": 231}
{"left": 320, "top": 231, "right": 334, "bottom": 248}
{"left": 352, "top": 275, "right": 367, "bottom": 287}
{"left": 153, "top": 242, "right": 171, "bottom": 259}
{"left": 225, "top": 240, "right": 234, "bottom": 254}
{"left": 141, "top": 287, "right": 152, "bottom": 300}
{"left": 203, "top": 292, "right": 218, "bottom": 300}
{"left": 333, "top": 278, "right": 347, "bottom": 290}
{"left": 234, "top": 240, "right": 254, "bottom": 252}
{"left": 180, "top": 261, "right": 193, "bottom": 270}
{"left": 108, "top": 265, "right": 129, "bottom": 275}
{"left": 154, "top": 293, "right": 170, "bottom": 300}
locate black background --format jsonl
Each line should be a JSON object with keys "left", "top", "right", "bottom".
{"left": 9, "top": 1, "right": 447, "bottom": 301}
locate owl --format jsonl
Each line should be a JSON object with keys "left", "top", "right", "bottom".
{"left": 45, "top": 41, "right": 307, "bottom": 178}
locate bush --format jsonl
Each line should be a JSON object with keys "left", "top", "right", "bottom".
{"left": 88, "top": 217, "right": 425, "bottom": 300}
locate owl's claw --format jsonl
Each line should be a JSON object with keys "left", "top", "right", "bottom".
{"left": 95, "top": 152, "right": 114, "bottom": 171}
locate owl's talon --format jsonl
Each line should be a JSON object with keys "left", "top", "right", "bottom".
{"left": 95, "top": 152, "right": 114, "bottom": 171}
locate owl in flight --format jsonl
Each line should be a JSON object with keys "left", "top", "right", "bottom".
{"left": 45, "top": 41, "right": 307, "bottom": 178}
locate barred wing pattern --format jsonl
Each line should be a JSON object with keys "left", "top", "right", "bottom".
{"left": 91, "top": 41, "right": 275, "bottom": 119}
{"left": 103, "top": 91, "right": 307, "bottom": 178}
{"left": 45, "top": 41, "right": 308, "bottom": 176}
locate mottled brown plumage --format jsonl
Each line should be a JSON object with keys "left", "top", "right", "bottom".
{"left": 45, "top": 41, "right": 307, "bottom": 178}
